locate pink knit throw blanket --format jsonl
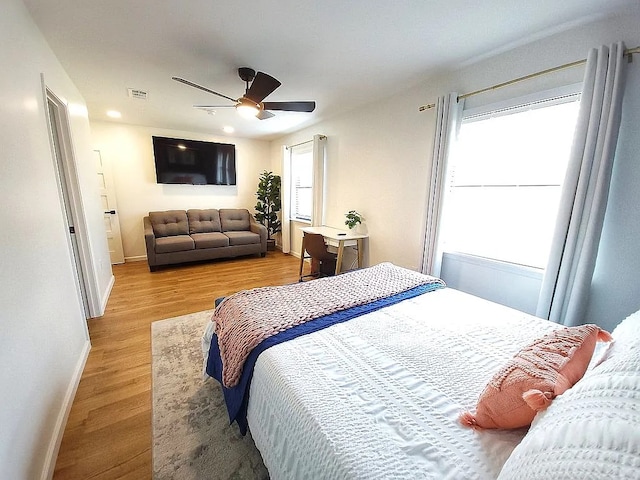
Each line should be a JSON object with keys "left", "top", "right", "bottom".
{"left": 213, "top": 262, "right": 445, "bottom": 388}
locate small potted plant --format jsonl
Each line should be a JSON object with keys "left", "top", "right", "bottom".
{"left": 345, "top": 210, "right": 363, "bottom": 230}
{"left": 255, "top": 171, "right": 282, "bottom": 250}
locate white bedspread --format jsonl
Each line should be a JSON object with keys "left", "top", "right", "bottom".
{"left": 244, "top": 287, "right": 559, "bottom": 480}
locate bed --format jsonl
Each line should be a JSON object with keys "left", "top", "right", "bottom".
{"left": 203, "top": 263, "right": 640, "bottom": 479}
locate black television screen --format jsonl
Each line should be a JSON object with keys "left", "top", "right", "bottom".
{"left": 152, "top": 136, "right": 236, "bottom": 185}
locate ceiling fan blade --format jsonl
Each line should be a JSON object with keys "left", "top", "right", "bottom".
{"left": 262, "top": 101, "right": 316, "bottom": 112}
{"left": 172, "top": 76, "right": 237, "bottom": 103}
{"left": 245, "top": 72, "right": 281, "bottom": 103}
{"left": 257, "top": 110, "right": 275, "bottom": 120}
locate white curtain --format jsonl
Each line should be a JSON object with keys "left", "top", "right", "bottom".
{"left": 420, "top": 93, "right": 463, "bottom": 276}
{"left": 537, "top": 42, "right": 627, "bottom": 326}
{"left": 280, "top": 145, "right": 291, "bottom": 253}
{"left": 311, "top": 134, "right": 327, "bottom": 227}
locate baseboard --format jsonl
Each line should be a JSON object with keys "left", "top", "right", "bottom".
{"left": 40, "top": 340, "right": 91, "bottom": 480}
{"left": 98, "top": 274, "right": 115, "bottom": 317}
{"left": 125, "top": 255, "right": 147, "bottom": 262}
{"left": 289, "top": 253, "right": 311, "bottom": 264}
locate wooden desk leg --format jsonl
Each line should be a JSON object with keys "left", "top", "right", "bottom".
{"left": 356, "top": 238, "right": 364, "bottom": 268}
{"left": 335, "top": 240, "right": 344, "bottom": 275}
{"left": 299, "top": 236, "right": 306, "bottom": 280}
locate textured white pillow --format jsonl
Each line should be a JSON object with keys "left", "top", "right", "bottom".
{"left": 497, "top": 310, "right": 640, "bottom": 479}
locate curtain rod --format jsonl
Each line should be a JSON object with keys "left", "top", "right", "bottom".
{"left": 285, "top": 139, "right": 313, "bottom": 149}
{"left": 285, "top": 135, "right": 327, "bottom": 148}
{"left": 419, "top": 46, "right": 639, "bottom": 112}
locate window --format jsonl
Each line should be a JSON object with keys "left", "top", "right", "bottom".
{"left": 290, "top": 142, "right": 313, "bottom": 222}
{"left": 440, "top": 93, "right": 580, "bottom": 269}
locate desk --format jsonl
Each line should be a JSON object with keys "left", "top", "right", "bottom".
{"left": 299, "top": 226, "right": 368, "bottom": 278}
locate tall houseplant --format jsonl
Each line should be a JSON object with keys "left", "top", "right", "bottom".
{"left": 254, "top": 171, "right": 282, "bottom": 249}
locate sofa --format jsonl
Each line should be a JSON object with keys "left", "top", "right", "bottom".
{"left": 144, "top": 208, "right": 267, "bottom": 271}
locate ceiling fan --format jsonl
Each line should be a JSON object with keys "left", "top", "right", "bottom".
{"left": 172, "top": 67, "right": 316, "bottom": 120}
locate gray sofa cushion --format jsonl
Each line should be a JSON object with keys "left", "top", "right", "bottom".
{"left": 155, "top": 235, "right": 195, "bottom": 253}
{"left": 225, "top": 231, "right": 261, "bottom": 246}
{"left": 220, "top": 209, "right": 251, "bottom": 231}
{"left": 192, "top": 232, "right": 230, "bottom": 249}
{"left": 188, "top": 209, "right": 222, "bottom": 234}
{"left": 149, "top": 210, "right": 189, "bottom": 237}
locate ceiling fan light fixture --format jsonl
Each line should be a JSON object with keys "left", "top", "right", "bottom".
{"left": 236, "top": 98, "right": 260, "bottom": 118}
{"left": 173, "top": 69, "right": 315, "bottom": 122}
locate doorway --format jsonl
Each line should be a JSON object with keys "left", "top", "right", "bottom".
{"left": 46, "top": 92, "right": 92, "bottom": 318}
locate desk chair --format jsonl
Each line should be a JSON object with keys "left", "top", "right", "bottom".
{"left": 300, "top": 233, "right": 337, "bottom": 281}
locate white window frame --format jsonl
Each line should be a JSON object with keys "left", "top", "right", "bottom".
{"left": 281, "top": 135, "right": 326, "bottom": 255}
{"left": 438, "top": 84, "right": 582, "bottom": 271}
{"left": 289, "top": 141, "right": 314, "bottom": 223}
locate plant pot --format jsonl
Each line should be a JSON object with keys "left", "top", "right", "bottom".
{"left": 267, "top": 239, "right": 276, "bottom": 251}
{"left": 349, "top": 223, "right": 366, "bottom": 235}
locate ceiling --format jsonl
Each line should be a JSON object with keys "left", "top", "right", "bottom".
{"left": 24, "top": 0, "right": 636, "bottom": 140}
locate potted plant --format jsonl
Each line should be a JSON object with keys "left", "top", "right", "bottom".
{"left": 255, "top": 171, "right": 282, "bottom": 250}
{"left": 345, "top": 210, "right": 363, "bottom": 230}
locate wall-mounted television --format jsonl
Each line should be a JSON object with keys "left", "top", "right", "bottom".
{"left": 152, "top": 136, "right": 236, "bottom": 185}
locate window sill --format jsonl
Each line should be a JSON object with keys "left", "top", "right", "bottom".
{"left": 442, "top": 251, "right": 543, "bottom": 278}
{"left": 290, "top": 218, "right": 312, "bottom": 225}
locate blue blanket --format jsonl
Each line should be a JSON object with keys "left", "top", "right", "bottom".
{"left": 206, "top": 282, "right": 443, "bottom": 434}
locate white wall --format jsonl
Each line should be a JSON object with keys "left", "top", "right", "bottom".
{"left": 270, "top": 86, "right": 432, "bottom": 271}
{"left": 1, "top": 1, "right": 113, "bottom": 478}
{"left": 440, "top": 253, "right": 543, "bottom": 315}
{"left": 91, "top": 122, "right": 271, "bottom": 260}
{"left": 270, "top": 11, "right": 640, "bottom": 327}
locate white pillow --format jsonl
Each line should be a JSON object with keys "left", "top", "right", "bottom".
{"left": 497, "top": 310, "right": 640, "bottom": 479}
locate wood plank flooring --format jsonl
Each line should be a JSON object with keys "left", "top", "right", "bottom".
{"left": 53, "top": 252, "right": 302, "bottom": 479}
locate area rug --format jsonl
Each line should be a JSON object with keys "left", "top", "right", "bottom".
{"left": 151, "top": 310, "right": 269, "bottom": 480}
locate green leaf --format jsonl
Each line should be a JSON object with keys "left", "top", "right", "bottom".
{"left": 254, "top": 170, "right": 282, "bottom": 238}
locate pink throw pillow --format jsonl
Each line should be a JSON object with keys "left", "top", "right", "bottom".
{"left": 460, "top": 324, "right": 612, "bottom": 430}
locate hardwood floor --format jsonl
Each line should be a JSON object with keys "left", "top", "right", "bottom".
{"left": 53, "top": 252, "right": 301, "bottom": 479}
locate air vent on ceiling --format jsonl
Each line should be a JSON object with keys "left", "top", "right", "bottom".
{"left": 127, "top": 88, "right": 148, "bottom": 100}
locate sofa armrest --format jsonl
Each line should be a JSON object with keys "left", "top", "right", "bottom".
{"left": 250, "top": 216, "right": 268, "bottom": 252}
{"left": 143, "top": 216, "right": 158, "bottom": 269}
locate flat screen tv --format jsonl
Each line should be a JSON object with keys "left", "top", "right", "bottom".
{"left": 152, "top": 136, "right": 236, "bottom": 185}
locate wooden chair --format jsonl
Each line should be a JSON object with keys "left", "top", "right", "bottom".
{"left": 300, "top": 233, "right": 337, "bottom": 281}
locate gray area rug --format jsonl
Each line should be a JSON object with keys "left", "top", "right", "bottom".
{"left": 151, "top": 310, "right": 268, "bottom": 480}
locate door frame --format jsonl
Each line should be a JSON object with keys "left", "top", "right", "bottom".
{"left": 44, "top": 80, "right": 100, "bottom": 319}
